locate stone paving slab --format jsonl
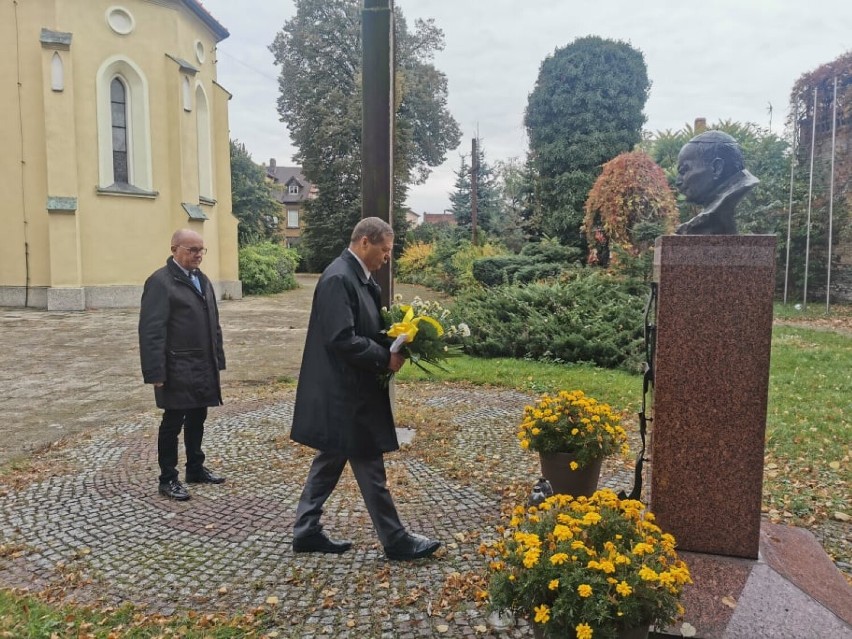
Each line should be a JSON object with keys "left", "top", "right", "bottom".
{"left": 0, "top": 383, "right": 633, "bottom": 637}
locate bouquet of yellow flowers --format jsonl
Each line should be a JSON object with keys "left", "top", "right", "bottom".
{"left": 517, "top": 390, "right": 628, "bottom": 468}
{"left": 381, "top": 295, "right": 468, "bottom": 381}
{"left": 482, "top": 489, "right": 691, "bottom": 639}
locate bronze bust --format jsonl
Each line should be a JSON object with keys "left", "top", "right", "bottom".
{"left": 674, "top": 131, "right": 759, "bottom": 235}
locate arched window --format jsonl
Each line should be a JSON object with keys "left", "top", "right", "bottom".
{"left": 96, "top": 56, "right": 153, "bottom": 191}
{"left": 110, "top": 77, "right": 129, "bottom": 184}
{"left": 196, "top": 83, "right": 213, "bottom": 199}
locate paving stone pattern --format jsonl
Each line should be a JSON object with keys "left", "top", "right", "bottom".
{"left": 0, "top": 383, "right": 635, "bottom": 637}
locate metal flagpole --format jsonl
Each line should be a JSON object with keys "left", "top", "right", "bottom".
{"left": 803, "top": 86, "right": 818, "bottom": 310}
{"left": 783, "top": 100, "right": 798, "bottom": 304}
{"left": 826, "top": 77, "right": 838, "bottom": 314}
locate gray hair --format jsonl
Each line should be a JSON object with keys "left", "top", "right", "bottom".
{"left": 350, "top": 217, "right": 394, "bottom": 244}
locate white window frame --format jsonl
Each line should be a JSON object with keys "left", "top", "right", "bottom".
{"left": 287, "top": 209, "right": 299, "bottom": 228}
{"left": 96, "top": 56, "right": 153, "bottom": 190}
{"left": 195, "top": 82, "right": 213, "bottom": 200}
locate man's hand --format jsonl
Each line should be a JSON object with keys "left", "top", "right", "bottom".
{"left": 153, "top": 382, "right": 164, "bottom": 388}
{"left": 388, "top": 352, "right": 405, "bottom": 373}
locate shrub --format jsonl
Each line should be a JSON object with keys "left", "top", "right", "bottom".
{"left": 472, "top": 241, "right": 584, "bottom": 287}
{"left": 396, "top": 241, "right": 435, "bottom": 285}
{"left": 238, "top": 242, "right": 299, "bottom": 295}
{"left": 453, "top": 271, "right": 646, "bottom": 371}
{"left": 397, "top": 236, "right": 507, "bottom": 293}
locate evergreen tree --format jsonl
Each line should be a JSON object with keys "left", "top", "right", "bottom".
{"left": 229, "top": 141, "right": 279, "bottom": 247}
{"left": 270, "top": 1, "right": 460, "bottom": 271}
{"left": 448, "top": 142, "right": 502, "bottom": 238}
{"left": 525, "top": 36, "right": 650, "bottom": 251}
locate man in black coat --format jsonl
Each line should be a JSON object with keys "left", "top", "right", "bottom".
{"left": 291, "top": 217, "right": 441, "bottom": 561}
{"left": 139, "top": 229, "right": 226, "bottom": 501}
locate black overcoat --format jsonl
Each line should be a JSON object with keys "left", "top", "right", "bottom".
{"left": 290, "top": 250, "right": 398, "bottom": 457}
{"left": 138, "top": 257, "right": 225, "bottom": 410}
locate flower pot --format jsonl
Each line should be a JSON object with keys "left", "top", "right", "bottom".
{"left": 533, "top": 622, "right": 649, "bottom": 639}
{"left": 538, "top": 452, "right": 603, "bottom": 497}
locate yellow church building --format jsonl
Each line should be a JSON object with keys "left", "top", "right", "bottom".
{"left": 0, "top": 0, "right": 240, "bottom": 310}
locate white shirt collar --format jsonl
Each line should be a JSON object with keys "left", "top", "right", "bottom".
{"left": 347, "top": 248, "right": 371, "bottom": 280}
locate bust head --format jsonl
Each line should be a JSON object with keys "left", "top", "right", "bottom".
{"left": 676, "top": 131, "right": 745, "bottom": 206}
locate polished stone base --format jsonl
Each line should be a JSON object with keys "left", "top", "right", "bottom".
{"left": 654, "top": 522, "right": 852, "bottom": 638}
{"left": 650, "top": 235, "right": 776, "bottom": 558}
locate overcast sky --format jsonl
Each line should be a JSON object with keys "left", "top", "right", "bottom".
{"left": 199, "top": 0, "right": 850, "bottom": 214}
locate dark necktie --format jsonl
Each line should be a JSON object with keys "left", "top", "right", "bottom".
{"left": 367, "top": 276, "right": 381, "bottom": 307}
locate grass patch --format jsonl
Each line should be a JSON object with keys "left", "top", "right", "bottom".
{"left": 0, "top": 589, "right": 273, "bottom": 638}
{"left": 396, "top": 354, "right": 641, "bottom": 412}
{"left": 763, "top": 325, "right": 851, "bottom": 526}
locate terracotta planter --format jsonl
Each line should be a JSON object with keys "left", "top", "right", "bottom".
{"left": 532, "top": 622, "right": 649, "bottom": 639}
{"left": 538, "top": 452, "right": 603, "bottom": 497}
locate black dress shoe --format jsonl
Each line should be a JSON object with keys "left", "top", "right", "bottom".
{"left": 185, "top": 466, "right": 225, "bottom": 484}
{"left": 158, "top": 479, "right": 190, "bottom": 501}
{"left": 292, "top": 532, "right": 353, "bottom": 554}
{"left": 384, "top": 532, "right": 441, "bottom": 561}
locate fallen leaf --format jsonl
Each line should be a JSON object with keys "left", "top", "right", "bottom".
{"left": 436, "top": 625, "right": 449, "bottom": 633}
{"left": 721, "top": 595, "right": 737, "bottom": 609}
{"left": 218, "top": 586, "right": 228, "bottom": 595}
{"left": 833, "top": 512, "right": 850, "bottom": 522}
{"left": 346, "top": 620, "right": 356, "bottom": 628}
{"left": 828, "top": 461, "right": 841, "bottom": 470}
{"left": 266, "top": 596, "right": 279, "bottom": 605}
{"left": 681, "top": 622, "right": 697, "bottom": 637}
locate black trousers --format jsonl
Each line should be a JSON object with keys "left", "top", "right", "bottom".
{"left": 294, "top": 450, "right": 405, "bottom": 547}
{"left": 157, "top": 407, "right": 207, "bottom": 483}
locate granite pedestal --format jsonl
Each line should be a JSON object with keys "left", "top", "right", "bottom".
{"left": 650, "top": 235, "right": 775, "bottom": 559}
{"left": 649, "top": 235, "right": 852, "bottom": 637}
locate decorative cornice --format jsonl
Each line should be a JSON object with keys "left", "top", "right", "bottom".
{"left": 182, "top": 203, "right": 209, "bottom": 220}
{"left": 165, "top": 54, "right": 199, "bottom": 75}
{"left": 46, "top": 196, "right": 77, "bottom": 212}
{"left": 40, "top": 28, "right": 72, "bottom": 50}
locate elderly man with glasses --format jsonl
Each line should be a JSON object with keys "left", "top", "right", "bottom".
{"left": 139, "top": 228, "right": 227, "bottom": 501}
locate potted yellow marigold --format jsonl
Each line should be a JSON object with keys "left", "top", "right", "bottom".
{"left": 518, "top": 390, "right": 628, "bottom": 496}
{"left": 482, "top": 490, "right": 691, "bottom": 639}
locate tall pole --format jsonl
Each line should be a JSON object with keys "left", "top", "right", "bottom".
{"left": 361, "top": 0, "right": 394, "bottom": 306}
{"left": 803, "top": 86, "right": 818, "bottom": 310}
{"left": 470, "top": 137, "right": 478, "bottom": 246}
{"left": 783, "top": 100, "right": 798, "bottom": 304}
{"left": 826, "top": 76, "right": 838, "bottom": 314}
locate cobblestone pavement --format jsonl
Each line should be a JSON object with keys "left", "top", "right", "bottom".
{"left": 0, "top": 380, "right": 634, "bottom": 638}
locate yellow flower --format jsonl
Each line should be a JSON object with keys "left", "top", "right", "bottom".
{"left": 550, "top": 553, "right": 569, "bottom": 565}
{"left": 577, "top": 584, "right": 592, "bottom": 597}
{"left": 531, "top": 427, "right": 541, "bottom": 435}
{"left": 638, "top": 566, "right": 659, "bottom": 582}
{"left": 616, "top": 581, "right": 632, "bottom": 596}
{"left": 520, "top": 439, "right": 530, "bottom": 450}
{"left": 576, "top": 622, "right": 593, "bottom": 639}
{"left": 570, "top": 461, "right": 579, "bottom": 471}
{"left": 523, "top": 548, "right": 541, "bottom": 568}
{"left": 553, "top": 524, "right": 573, "bottom": 541}
{"left": 548, "top": 579, "right": 559, "bottom": 591}
{"left": 386, "top": 321, "right": 418, "bottom": 341}
{"left": 571, "top": 428, "right": 580, "bottom": 435}
{"left": 534, "top": 604, "right": 551, "bottom": 624}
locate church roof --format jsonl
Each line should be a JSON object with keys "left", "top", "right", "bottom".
{"left": 183, "top": 1, "right": 229, "bottom": 41}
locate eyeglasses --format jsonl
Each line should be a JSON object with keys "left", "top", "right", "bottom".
{"left": 178, "top": 246, "right": 207, "bottom": 255}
